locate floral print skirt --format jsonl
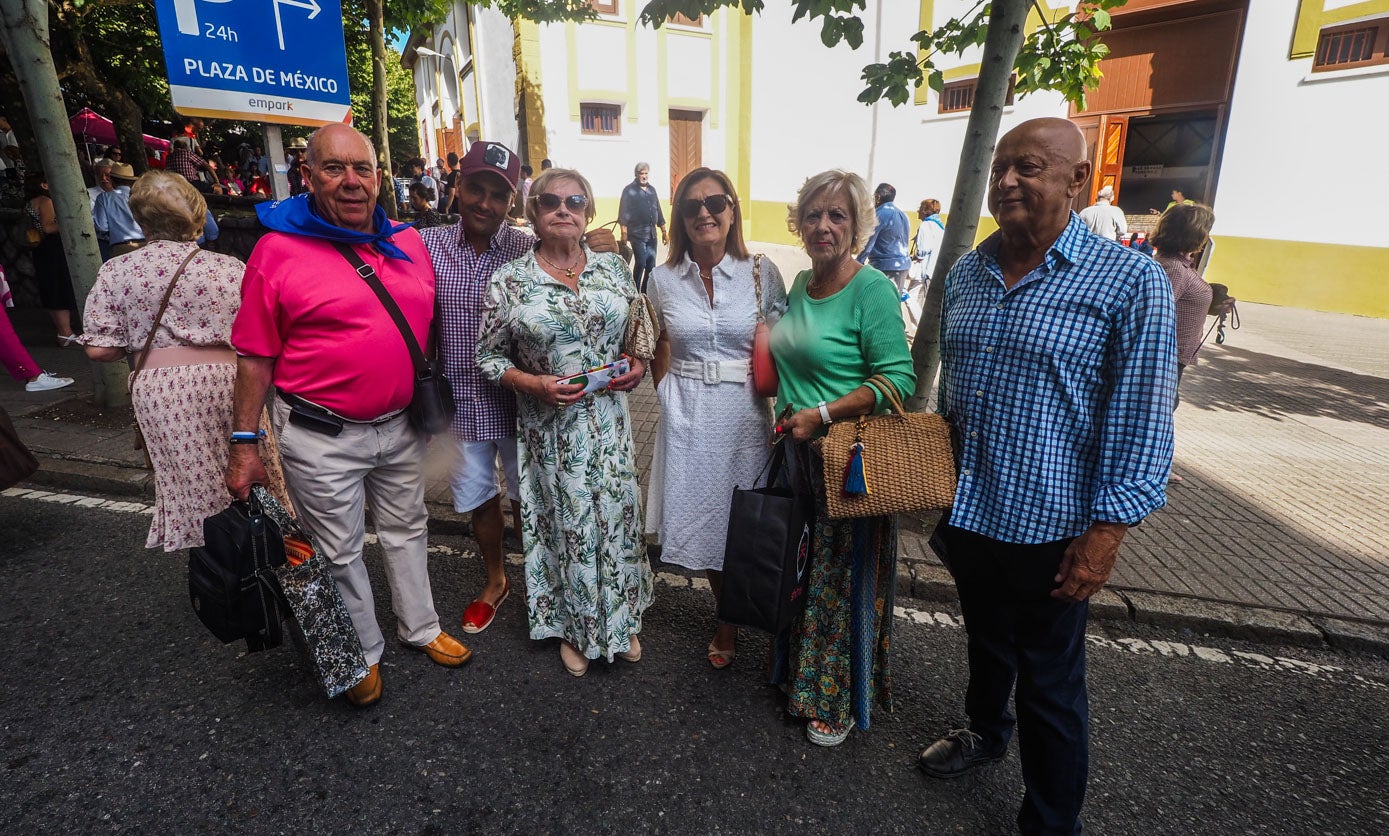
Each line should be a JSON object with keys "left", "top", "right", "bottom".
{"left": 132, "top": 363, "right": 290, "bottom": 552}
{"left": 774, "top": 497, "right": 898, "bottom": 731}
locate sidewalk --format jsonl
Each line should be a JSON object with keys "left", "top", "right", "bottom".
{"left": 5, "top": 291, "right": 1387, "bottom": 652}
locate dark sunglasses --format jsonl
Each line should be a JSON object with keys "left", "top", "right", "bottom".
{"left": 680, "top": 194, "right": 734, "bottom": 217}
{"left": 532, "top": 193, "right": 589, "bottom": 212}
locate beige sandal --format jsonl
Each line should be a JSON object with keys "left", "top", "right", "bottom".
{"left": 707, "top": 642, "right": 735, "bottom": 670}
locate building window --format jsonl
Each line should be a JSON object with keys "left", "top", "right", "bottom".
{"left": 588, "top": 0, "right": 618, "bottom": 15}
{"left": 938, "top": 75, "right": 1015, "bottom": 114}
{"left": 580, "top": 103, "right": 622, "bottom": 135}
{"left": 1312, "top": 19, "right": 1389, "bottom": 71}
{"left": 669, "top": 12, "right": 703, "bottom": 27}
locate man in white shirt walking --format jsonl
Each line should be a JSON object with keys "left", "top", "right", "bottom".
{"left": 1078, "top": 185, "right": 1127, "bottom": 241}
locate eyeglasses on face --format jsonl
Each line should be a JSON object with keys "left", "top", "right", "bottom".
{"left": 680, "top": 194, "right": 734, "bottom": 217}
{"left": 531, "top": 193, "right": 589, "bottom": 212}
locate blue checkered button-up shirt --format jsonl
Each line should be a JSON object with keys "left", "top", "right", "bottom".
{"left": 939, "top": 213, "right": 1177, "bottom": 544}
{"left": 420, "top": 220, "right": 535, "bottom": 441}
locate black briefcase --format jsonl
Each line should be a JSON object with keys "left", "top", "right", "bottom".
{"left": 188, "top": 492, "right": 286, "bottom": 653}
{"left": 717, "top": 437, "right": 816, "bottom": 634}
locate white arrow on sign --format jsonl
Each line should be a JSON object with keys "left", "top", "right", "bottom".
{"left": 274, "top": 0, "right": 321, "bottom": 51}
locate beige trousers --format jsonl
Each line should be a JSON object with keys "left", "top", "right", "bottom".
{"left": 270, "top": 398, "right": 441, "bottom": 666}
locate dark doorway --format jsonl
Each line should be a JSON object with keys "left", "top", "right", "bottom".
{"left": 1118, "top": 110, "right": 1221, "bottom": 214}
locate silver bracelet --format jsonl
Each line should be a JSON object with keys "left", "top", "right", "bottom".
{"left": 817, "top": 400, "right": 831, "bottom": 425}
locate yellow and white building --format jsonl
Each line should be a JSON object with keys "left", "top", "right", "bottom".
{"left": 408, "top": 0, "right": 1389, "bottom": 318}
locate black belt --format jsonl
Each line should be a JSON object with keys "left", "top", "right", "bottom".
{"left": 277, "top": 390, "right": 402, "bottom": 426}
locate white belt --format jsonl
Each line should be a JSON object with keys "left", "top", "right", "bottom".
{"left": 668, "top": 359, "right": 750, "bottom": 385}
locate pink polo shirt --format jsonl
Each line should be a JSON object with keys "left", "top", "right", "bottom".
{"left": 232, "top": 230, "right": 434, "bottom": 421}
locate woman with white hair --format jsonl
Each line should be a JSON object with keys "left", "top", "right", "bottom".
{"left": 770, "top": 169, "right": 915, "bottom": 746}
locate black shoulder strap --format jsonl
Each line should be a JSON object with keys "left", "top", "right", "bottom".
{"left": 332, "top": 242, "right": 429, "bottom": 377}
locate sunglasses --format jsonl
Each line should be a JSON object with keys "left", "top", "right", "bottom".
{"left": 532, "top": 193, "right": 589, "bottom": 212}
{"left": 680, "top": 194, "right": 734, "bottom": 217}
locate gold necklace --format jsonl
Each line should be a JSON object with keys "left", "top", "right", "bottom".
{"left": 538, "top": 249, "right": 584, "bottom": 279}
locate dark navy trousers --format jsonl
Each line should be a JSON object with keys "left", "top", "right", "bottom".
{"left": 936, "top": 523, "right": 1090, "bottom": 836}
{"left": 631, "top": 237, "right": 657, "bottom": 293}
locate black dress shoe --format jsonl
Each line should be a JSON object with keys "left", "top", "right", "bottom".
{"left": 918, "top": 728, "right": 1006, "bottom": 779}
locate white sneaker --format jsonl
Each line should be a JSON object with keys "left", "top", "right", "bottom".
{"left": 25, "top": 372, "right": 75, "bottom": 392}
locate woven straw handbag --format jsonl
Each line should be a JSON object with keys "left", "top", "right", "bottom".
{"left": 624, "top": 292, "right": 659, "bottom": 360}
{"left": 820, "top": 375, "right": 956, "bottom": 520}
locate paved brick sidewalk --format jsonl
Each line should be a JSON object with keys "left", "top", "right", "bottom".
{"left": 5, "top": 290, "right": 1386, "bottom": 627}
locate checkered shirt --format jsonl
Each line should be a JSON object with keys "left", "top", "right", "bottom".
{"left": 166, "top": 148, "right": 206, "bottom": 182}
{"left": 939, "top": 213, "right": 1178, "bottom": 544}
{"left": 420, "top": 220, "right": 535, "bottom": 441}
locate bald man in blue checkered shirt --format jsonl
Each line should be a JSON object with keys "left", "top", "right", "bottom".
{"left": 918, "top": 118, "right": 1177, "bottom": 836}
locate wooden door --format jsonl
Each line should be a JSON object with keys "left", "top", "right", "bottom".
{"left": 1092, "top": 114, "right": 1129, "bottom": 204}
{"left": 668, "top": 109, "right": 703, "bottom": 196}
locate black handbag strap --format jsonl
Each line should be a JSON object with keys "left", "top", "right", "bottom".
{"left": 332, "top": 243, "right": 430, "bottom": 378}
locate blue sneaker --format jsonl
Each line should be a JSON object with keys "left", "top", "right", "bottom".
{"left": 899, "top": 291, "right": 911, "bottom": 303}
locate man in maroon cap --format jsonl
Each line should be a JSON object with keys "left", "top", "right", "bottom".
{"left": 419, "top": 142, "right": 615, "bottom": 635}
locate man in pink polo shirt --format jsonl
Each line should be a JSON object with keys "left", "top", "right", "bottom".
{"left": 224, "top": 124, "right": 469, "bottom": 708}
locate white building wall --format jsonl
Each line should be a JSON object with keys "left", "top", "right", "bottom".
{"left": 1214, "top": 0, "right": 1389, "bottom": 246}
{"left": 747, "top": 0, "right": 1069, "bottom": 219}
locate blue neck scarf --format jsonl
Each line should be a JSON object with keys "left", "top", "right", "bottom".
{"left": 255, "top": 193, "right": 415, "bottom": 261}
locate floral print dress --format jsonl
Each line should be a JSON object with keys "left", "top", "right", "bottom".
{"left": 477, "top": 247, "right": 654, "bottom": 661}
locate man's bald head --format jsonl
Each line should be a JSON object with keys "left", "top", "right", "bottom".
{"left": 997, "top": 117, "right": 1087, "bottom": 167}
{"left": 988, "top": 117, "right": 1092, "bottom": 242}
{"left": 305, "top": 123, "right": 375, "bottom": 168}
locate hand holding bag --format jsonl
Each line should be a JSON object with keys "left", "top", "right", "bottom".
{"left": 333, "top": 244, "right": 454, "bottom": 435}
{"left": 187, "top": 489, "right": 286, "bottom": 653}
{"left": 251, "top": 486, "right": 370, "bottom": 699}
{"left": 820, "top": 375, "right": 956, "bottom": 520}
{"left": 751, "top": 254, "right": 779, "bottom": 398}
{"left": 717, "top": 436, "right": 816, "bottom": 634}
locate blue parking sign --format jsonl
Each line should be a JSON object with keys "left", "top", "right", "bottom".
{"left": 153, "top": 0, "right": 353, "bottom": 126}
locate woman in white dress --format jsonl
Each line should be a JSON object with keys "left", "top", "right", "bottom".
{"left": 647, "top": 167, "right": 787, "bottom": 669}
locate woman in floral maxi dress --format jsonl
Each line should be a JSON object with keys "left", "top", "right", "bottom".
{"left": 476, "top": 168, "right": 653, "bottom": 677}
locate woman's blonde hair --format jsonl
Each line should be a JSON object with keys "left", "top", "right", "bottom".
{"left": 787, "top": 170, "right": 876, "bottom": 253}
{"left": 130, "top": 170, "right": 207, "bottom": 242}
{"left": 524, "top": 167, "right": 597, "bottom": 226}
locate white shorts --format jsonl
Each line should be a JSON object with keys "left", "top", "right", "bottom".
{"left": 451, "top": 437, "right": 520, "bottom": 514}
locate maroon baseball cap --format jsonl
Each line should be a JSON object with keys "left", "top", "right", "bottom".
{"left": 457, "top": 141, "right": 520, "bottom": 191}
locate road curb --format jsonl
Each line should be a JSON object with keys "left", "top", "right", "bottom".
{"left": 20, "top": 458, "right": 1389, "bottom": 659}
{"left": 31, "top": 455, "right": 154, "bottom": 498}
{"left": 895, "top": 559, "right": 1389, "bottom": 658}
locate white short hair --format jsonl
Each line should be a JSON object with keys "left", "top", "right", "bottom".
{"left": 1097, "top": 185, "right": 1115, "bottom": 200}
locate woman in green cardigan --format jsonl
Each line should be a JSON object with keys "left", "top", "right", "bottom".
{"left": 770, "top": 169, "right": 916, "bottom": 747}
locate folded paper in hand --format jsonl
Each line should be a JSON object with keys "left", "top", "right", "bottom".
{"left": 558, "top": 357, "right": 630, "bottom": 395}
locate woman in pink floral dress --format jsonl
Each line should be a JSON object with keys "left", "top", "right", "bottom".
{"left": 82, "top": 171, "right": 287, "bottom": 551}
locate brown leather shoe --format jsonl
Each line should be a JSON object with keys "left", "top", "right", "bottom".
{"left": 345, "top": 664, "right": 382, "bottom": 708}
{"left": 408, "top": 631, "right": 472, "bottom": 667}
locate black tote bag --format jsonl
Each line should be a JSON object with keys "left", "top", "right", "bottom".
{"left": 717, "top": 437, "right": 817, "bottom": 634}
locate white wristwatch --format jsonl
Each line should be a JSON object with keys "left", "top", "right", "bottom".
{"left": 817, "top": 400, "right": 832, "bottom": 425}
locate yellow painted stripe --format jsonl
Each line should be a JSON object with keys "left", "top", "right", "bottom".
{"left": 1206, "top": 236, "right": 1389, "bottom": 318}
{"left": 1291, "top": 0, "right": 1389, "bottom": 58}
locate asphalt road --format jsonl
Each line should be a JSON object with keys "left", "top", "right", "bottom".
{"left": 2, "top": 490, "right": 1386, "bottom": 835}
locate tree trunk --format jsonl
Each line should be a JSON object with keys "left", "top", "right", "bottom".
{"left": 1, "top": 0, "right": 129, "bottom": 406}
{"left": 906, "top": 0, "right": 1029, "bottom": 412}
{"left": 367, "top": 0, "right": 395, "bottom": 219}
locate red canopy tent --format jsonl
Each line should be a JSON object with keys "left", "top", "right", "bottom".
{"left": 69, "top": 108, "right": 171, "bottom": 158}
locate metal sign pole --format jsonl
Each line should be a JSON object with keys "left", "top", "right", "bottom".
{"left": 263, "top": 123, "right": 291, "bottom": 199}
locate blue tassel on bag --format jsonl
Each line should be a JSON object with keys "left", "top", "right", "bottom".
{"left": 843, "top": 441, "right": 869, "bottom": 496}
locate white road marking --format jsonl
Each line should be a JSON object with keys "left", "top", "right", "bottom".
{"left": 9, "top": 486, "right": 1384, "bottom": 690}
